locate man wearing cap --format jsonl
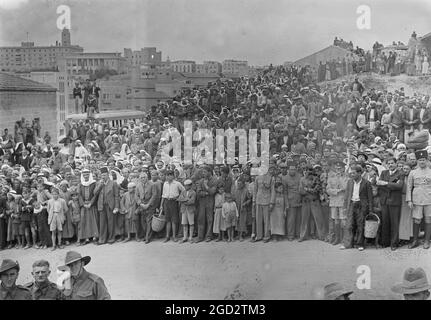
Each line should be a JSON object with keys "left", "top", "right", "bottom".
{"left": 25, "top": 260, "right": 62, "bottom": 300}
{"left": 392, "top": 267, "right": 431, "bottom": 300}
{"left": 0, "top": 259, "right": 31, "bottom": 300}
{"left": 326, "top": 160, "right": 348, "bottom": 245}
{"left": 96, "top": 167, "right": 120, "bottom": 245}
{"left": 60, "top": 251, "right": 110, "bottom": 300}
{"left": 312, "top": 282, "right": 353, "bottom": 300}
{"left": 195, "top": 166, "right": 218, "bottom": 243}
{"left": 341, "top": 165, "right": 373, "bottom": 251}
{"left": 281, "top": 161, "right": 302, "bottom": 241}
{"left": 406, "top": 150, "right": 431, "bottom": 249}
{"left": 299, "top": 166, "right": 325, "bottom": 242}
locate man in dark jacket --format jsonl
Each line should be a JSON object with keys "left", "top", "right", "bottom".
{"left": 377, "top": 157, "right": 404, "bottom": 250}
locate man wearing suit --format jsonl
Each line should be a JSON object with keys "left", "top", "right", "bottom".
{"left": 253, "top": 166, "right": 276, "bottom": 243}
{"left": 97, "top": 167, "right": 120, "bottom": 245}
{"left": 377, "top": 157, "right": 404, "bottom": 250}
{"left": 341, "top": 165, "right": 373, "bottom": 251}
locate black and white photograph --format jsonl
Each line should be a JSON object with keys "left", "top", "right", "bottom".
{"left": 1, "top": 0, "right": 431, "bottom": 304}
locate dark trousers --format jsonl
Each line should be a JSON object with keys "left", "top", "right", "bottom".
{"left": 287, "top": 207, "right": 301, "bottom": 239}
{"left": 381, "top": 204, "right": 401, "bottom": 247}
{"left": 0, "top": 218, "right": 7, "bottom": 249}
{"left": 300, "top": 200, "right": 324, "bottom": 240}
{"left": 344, "top": 202, "right": 365, "bottom": 248}
{"left": 139, "top": 208, "right": 154, "bottom": 240}
{"left": 198, "top": 199, "right": 214, "bottom": 240}
{"left": 99, "top": 205, "right": 115, "bottom": 243}
{"left": 36, "top": 211, "right": 52, "bottom": 247}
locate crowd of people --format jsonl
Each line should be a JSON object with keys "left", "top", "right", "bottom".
{"left": 2, "top": 62, "right": 431, "bottom": 257}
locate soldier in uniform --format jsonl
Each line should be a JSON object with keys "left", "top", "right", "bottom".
{"left": 0, "top": 259, "right": 31, "bottom": 300}
{"left": 25, "top": 260, "right": 62, "bottom": 300}
{"left": 281, "top": 161, "right": 302, "bottom": 241}
{"left": 406, "top": 150, "right": 431, "bottom": 249}
{"left": 60, "top": 251, "right": 111, "bottom": 300}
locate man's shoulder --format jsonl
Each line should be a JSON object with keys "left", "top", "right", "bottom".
{"left": 23, "top": 281, "right": 34, "bottom": 289}
{"left": 16, "top": 284, "right": 31, "bottom": 292}
{"left": 87, "top": 272, "right": 106, "bottom": 285}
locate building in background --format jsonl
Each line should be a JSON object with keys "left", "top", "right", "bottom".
{"left": 222, "top": 59, "right": 249, "bottom": 76}
{"left": 17, "top": 72, "right": 70, "bottom": 137}
{"left": 0, "top": 28, "right": 83, "bottom": 72}
{"left": 294, "top": 45, "right": 359, "bottom": 67}
{"left": 0, "top": 72, "right": 57, "bottom": 142}
{"left": 171, "top": 60, "right": 196, "bottom": 73}
{"left": 98, "top": 73, "right": 172, "bottom": 112}
{"left": 58, "top": 52, "right": 126, "bottom": 76}
{"left": 196, "top": 61, "right": 222, "bottom": 74}
{"left": 123, "top": 47, "right": 162, "bottom": 68}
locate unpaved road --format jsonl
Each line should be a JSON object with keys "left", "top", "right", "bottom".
{"left": 2, "top": 240, "right": 431, "bottom": 300}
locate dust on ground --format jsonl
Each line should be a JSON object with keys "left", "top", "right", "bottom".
{"left": 2, "top": 239, "right": 431, "bottom": 300}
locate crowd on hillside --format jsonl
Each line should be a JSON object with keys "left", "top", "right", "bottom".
{"left": 2, "top": 62, "right": 431, "bottom": 256}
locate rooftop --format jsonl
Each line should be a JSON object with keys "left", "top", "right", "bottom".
{"left": 0, "top": 72, "right": 57, "bottom": 92}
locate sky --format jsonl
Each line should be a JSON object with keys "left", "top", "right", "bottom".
{"left": 1, "top": 0, "right": 431, "bottom": 65}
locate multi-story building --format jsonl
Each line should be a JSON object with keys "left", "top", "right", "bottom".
{"left": 196, "top": 61, "right": 222, "bottom": 74}
{"left": 171, "top": 60, "right": 196, "bottom": 73}
{"left": 0, "top": 72, "right": 57, "bottom": 142}
{"left": 123, "top": 47, "right": 162, "bottom": 68}
{"left": 17, "top": 72, "right": 70, "bottom": 137}
{"left": 222, "top": 59, "right": 249, "bottom": 76}
{"left": 58, "top": 52, "right": 126, "bottom": 76}
{"left": 0, "top": 28, "right": 83, "bottom": 72}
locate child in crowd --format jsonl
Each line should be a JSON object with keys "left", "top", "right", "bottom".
{"left": 222, "top": 193, "right": 238, "bottom": 242}
{"left": 178, "top": 179, "right": 196, "bottom": 243}
{"left": 21, "top": 188, "right": 37, "bottom": 249}
{"left": 213, "top": 184, "right": 226, "bottom": 242}
{"left": 68, "top": 189, "right": 81, "bottom": 245}
{"left": 47, "top": 187, "right": 67, "bottom": 251}
{"left": 121, "top": 182, "right": 138, "bottom": 242}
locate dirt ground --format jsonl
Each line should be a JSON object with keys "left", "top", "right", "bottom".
{"left": 2, "top": 239, "right": 431, "bottom": 300}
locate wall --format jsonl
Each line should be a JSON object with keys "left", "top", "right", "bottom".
{"left": 0, "top": 91, "right": 58, "bottom": 142}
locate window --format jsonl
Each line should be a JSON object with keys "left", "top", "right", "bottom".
{"left": 115, "top": 94, "right": 121, "bottom": 99}
{"left": 59, "top": 82, "right": 65, "bottom": 92}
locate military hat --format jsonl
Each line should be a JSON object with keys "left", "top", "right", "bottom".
{"left": 415, "top": 150, "right": 428, "bottom": 160}
{"left": 0, "top": 259, "right": 20, "bottom": 275}
{"left": 60, "top": 251, "right": 91, "bottom": 269}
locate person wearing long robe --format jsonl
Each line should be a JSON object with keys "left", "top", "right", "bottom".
{"left": 77, "top": 170, "right": 99, "bottom": 244}
{"left": 232, "top": 178, "right": 251, "bottom": 241}
{"left": 58, "top": 183, "right": 74, "bottom": 243}
{"left": 270, "top": 183, "right": 287, "bottom": 240}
